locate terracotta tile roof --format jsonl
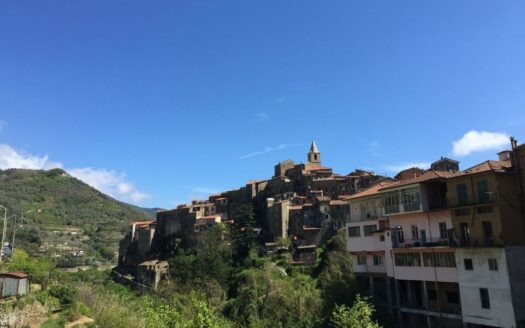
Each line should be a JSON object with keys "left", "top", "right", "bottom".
{"left": 329, "top": 200, "right": 347, "bottom": 205}
{"left": 289, "top": 205, "right": 303, "bottom": 210}
{"left": 0, "top": 272, "right": 28, "bottom": 279}
{"left": 382, "top": 171, "right": 455, "bottom": 190}
{"left": 453, "top": 160, "right": 512, "bottom": 177}
{"left": 316, "top": 196, "right": 331, "bottom": 202}
{"left": 304, "top": 165, "right": 332, "bottom": 172}
{"left": 345, "top": 180, "right": 397, "bottom": 200}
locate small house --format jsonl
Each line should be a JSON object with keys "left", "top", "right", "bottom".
{"left": 0, "top": 272, "right": 29, "bottom": 299}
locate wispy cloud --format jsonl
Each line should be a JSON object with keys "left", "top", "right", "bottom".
{"left": 0, "top": 143, "right": 151, "bottom": 204}
{"left": 239, "top": 143, "right": 305, "bottom": 160}
{"left": 254, "top": 112, "right": 270, "bottom": 122}
{"left": 273, "top": 97, "right": 287, "bottom": 104}
{"left": 452, "top": 130, "right": 509, "bottom": 157}
{"left": 0, "top": 121, "right": 6, "bottom": 132}
{"left": 0, "top": 144, "right": 63, "bottom": 170}
{"left": 69, "top": 168, "right": 151, "bottom": 203}
{"left": 383, "top": 162, "right": 431, "bottom": 173}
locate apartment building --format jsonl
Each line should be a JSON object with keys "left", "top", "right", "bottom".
{"left": 345, "top": 139, "right": 525, "bottom": 328}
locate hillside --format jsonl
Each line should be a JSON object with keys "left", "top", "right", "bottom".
{"left": 0, "top": 168, "right": 153, "bottom": 266}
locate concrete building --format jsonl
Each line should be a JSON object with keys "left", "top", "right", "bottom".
{"left": 344, "top": 138, "right": 525, "bottom": 328}
{"left": 445, "top": 140, "right": 525, "bottom": 328}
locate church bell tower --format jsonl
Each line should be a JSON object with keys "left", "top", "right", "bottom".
{"left": 307, "top": 141, "right": 321, "bottom": 164}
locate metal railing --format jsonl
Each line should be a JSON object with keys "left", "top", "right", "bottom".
{"left": 448, "top": 193, "right": 498, "bottom": 208}
{"left": 384, "top": 202, "right": 422, "bottom": 215}
{"left": 392, "top": 237, "right": 454, "bottom": 248}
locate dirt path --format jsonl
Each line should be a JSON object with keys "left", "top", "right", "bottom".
{"left": 65, "top": 316, "right": 95, "bottom": 327}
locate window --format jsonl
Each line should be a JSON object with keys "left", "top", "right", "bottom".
{"left": 456, "top": 183, "right": 468, "bottom": 206}
{"left": 455, "top": 208, "right": 470, "bottom": 216}
{"left": 357, "top": 255, "right": 367, "bottom": 265}
{"left": 348, "top": 226, "right": 360, "bottom": 237}
{"left": 397, "top": 229, "right": 405, "bottom": 243}
{"left": 394, "top": 253, "right": 421, "bottom": 267}
{"left": 363, "top": 224, "right": 377, "bottom": 236}
{"left": 373, "top": 255, "right": 383, "bottom": 266}
{"left": 464, "top": 258, "right": 473, "bottom": 270}
{"left": 488, "top": 259, "right": 498, "bottom": 271}
{"left": 423, "top": 252, "right": 456, "bottom": 267}
{"left": 477, "top": 180, "right": 489, "bottom": 203}
{"left": 482, "top": 221, "right": 494, "bottom": 245}
{"left": 420, "top": 229, "right": 427, "bottom": 242}
{"left": 380, "top": 235, "right": 385, "bottom": 242}
{"left": 439, "top": 222, "right": 447, "bottom": 239}
{"left": 447, "top": 292, "right": 459, "bottom": 304}
{"left": 460, "top": 222, "right": 470, "bottom": 245}
{"left": 411, "top": 225, "right": 419, "bottom": 240}
{"left": 480, "top": 288, "right": 490, "bottom": 309}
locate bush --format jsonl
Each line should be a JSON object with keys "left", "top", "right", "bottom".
{"left": 49, "top": 285, "right": 76, "bottom": 307}
{"left": 328, "top": 295, "right": 381, "bottom": 328}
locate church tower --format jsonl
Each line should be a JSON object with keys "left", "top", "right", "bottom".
{"left": 307, "top": 141, "right": 321, "bottom": 164}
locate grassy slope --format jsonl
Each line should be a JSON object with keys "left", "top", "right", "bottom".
{"left": 0, "top": 168, "right": 152, "bottom": 262}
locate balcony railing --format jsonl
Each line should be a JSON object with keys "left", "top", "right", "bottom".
{"left": 448, "top": 193, "right": 498, "bottom": 208}
{"left": 392, "top": 237, "right": 455, "bottom": 248}
{"left": 384, "top": 202, "right": 422, "bottom": 215}
{"left": 456, "top": 236, "right": 497, "bottom": 247}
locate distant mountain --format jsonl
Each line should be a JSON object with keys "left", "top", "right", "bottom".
{"left": 129, "top": 205, "right": 164, "bottom": 218}
{"left": 0, "top": 168, "right": 152, "bottom": 264}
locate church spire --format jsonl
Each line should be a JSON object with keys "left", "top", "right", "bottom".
{"left": 310, "top": 141, "right": 319, "bottom": 154}
{"left": 308, "top": 141, "right": 321, "bottom": 164}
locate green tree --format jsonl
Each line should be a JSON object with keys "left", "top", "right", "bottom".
{"left": 7, "top": 249, "right": 56, "bottom": 288}
{"left": 225, "top": 265, "right": 321, "bottom": 327}
{"left": 328, "top": 295, "right": 382, "bottom": 328}
{"left": 230, "top": 204, "right": 258, "bottom": 263}
{"left": 314, "top": 232, "right": 355, "bottom": 314}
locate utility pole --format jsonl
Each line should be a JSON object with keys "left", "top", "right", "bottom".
{"left": 11, "top": 214, "right": 17, "bottom": 255}
{"left": 0, "top": 205, "right": 7, "bottom": 261}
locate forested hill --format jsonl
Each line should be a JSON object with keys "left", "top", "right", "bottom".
{"left": 0, "top": 168, "right": 154, "bottom": 264}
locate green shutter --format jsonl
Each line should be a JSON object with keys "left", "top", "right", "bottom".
{"left": 477, "top": 180, "right": 489, "bottom": 203}
{"left": 456, "top": 184, "right": 468, "bottom": 205}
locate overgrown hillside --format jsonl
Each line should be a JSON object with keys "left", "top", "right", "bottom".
{"left": 0, "top": 168, "right": 153, "bottom": 265}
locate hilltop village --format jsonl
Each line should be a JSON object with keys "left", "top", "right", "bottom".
{"left": 117, "top": 140, "right": 525, "bottom": 328}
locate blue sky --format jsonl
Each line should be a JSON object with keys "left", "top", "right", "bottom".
{"left": 1, "top": 1, "right": 524, "bottom": 209}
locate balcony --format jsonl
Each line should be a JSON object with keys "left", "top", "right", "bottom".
{"left": 384, "top": 202, "right": 422, "bottom": 215}
{"left": 456, "top": 236, "right": 497, "bottom": 247}
{"left": 392, "top": 237, "right": 455, "bottom": 248}
{"left": 448, "top": 193, "right": 497, "bottom": 208}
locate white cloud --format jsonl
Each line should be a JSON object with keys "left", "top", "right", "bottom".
{"left": 383, "top": 162, "right": 431, "bottom": 173}
{"left": 0, "top": 143, "right": 150, "bottom": 204}
{"left": 0, "top": 144, "right": 63, "bottom": 170}
{"left": 452, "top": 130, "right": 509, "bottom": 157}
{"left": 239, "top": 143, "right": 305, "bottom": 160}
{"left": 68, "top": 168, "right": 151, "bottom": 203}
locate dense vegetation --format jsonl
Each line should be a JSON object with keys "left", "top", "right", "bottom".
{"left": 0, "top": 168, "right": 153, "bottom": 264}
